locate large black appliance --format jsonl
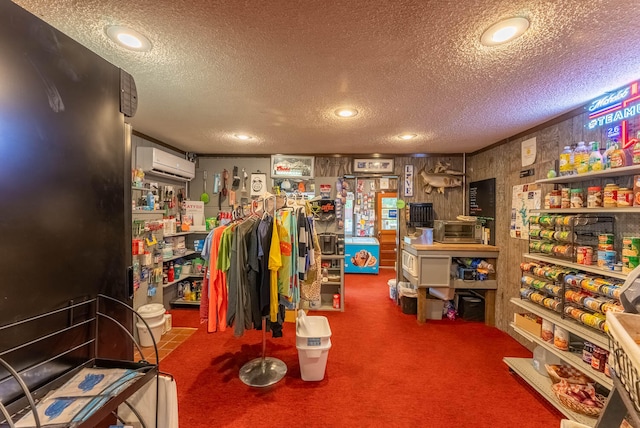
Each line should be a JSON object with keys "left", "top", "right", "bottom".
{"left": 0, "top": 1, "right": 134, "bottom": 406}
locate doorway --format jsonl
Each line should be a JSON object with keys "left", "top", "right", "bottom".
{"left": 376, "top": 192, "right": 397, "bottom": 268}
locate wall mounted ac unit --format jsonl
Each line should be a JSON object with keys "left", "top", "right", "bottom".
{"left": 136, "top": 147, "right": 195, "bottom": 181}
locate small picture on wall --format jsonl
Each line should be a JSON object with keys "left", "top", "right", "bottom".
{"left": 353, "top": 158, "right": 394, "bottom": 174}
{"left": 250, "top": 173, "right": 267, "bottom": 197}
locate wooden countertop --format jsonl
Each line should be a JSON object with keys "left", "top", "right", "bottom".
{"left": 407, "top": 242, "right": 500, "bottom": 252}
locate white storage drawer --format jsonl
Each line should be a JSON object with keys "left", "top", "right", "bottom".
{"left": 402, "top": 251, "right": 418, "bottom": 277}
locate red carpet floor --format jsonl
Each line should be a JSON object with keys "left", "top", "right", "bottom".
{"left": 162, "top": 272, "right": 564, "bottom": 427}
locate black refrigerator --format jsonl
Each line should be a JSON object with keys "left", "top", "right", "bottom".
{"left": 0, "top": 1, "right": 134, "bottom": 404}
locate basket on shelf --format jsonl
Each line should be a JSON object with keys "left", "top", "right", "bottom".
{"left": 551, "top": 382, "right": 606, "bottom": 417}
{"left": 545, "top": 364, "right": 593, "bottom": 385}
{"left": 606, "top": 311, "right": 640, "bottom": 411}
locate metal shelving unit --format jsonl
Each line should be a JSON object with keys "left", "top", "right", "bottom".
{"left": 523, "top": 253, "right": 628, "bottom": 280}
{"left": 530, "top": 208, "right": 640, "bottom": 214}
{"left": 511, "top": 297, "right": 608, "bottom": 349}
{"left": 535, "top": 165, "right": 640, "bottom": 184}
{"left": 503, "top": 357, "right": 597, "bottom": 427}
{"left": 510, "top": 322, "right": 612, "bottom": 389}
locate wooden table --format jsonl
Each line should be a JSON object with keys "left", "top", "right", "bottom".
{"left": 401, "top": 242, "right": 499, "bottom": 326}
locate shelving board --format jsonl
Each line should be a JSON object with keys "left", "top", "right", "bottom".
{"left": 170, "top": 298, "right": 200, "bottom": 306}
{"left": 323, "top": 281, "right": 342, "bottom": 286}
{"left": 163, "top": 250, "right": 197, "bottom": 263}
{"left": 503, "top": 357, "right": 596, "bottom": 427}
{"left": 530, "top": 208, "right": 640, "bottom": 214}
{"left": 510, "top": 323, "right": 612, "bottom": 389}
{"left": 511, "top": 298, "right": 608, "bottom": 349}
{"left": 308, "top": 304, "right": 340, "bottom": 312}
{"left": 321, "top": 254, "right": 345, "bottom": 260}
{"left": 162, "top": 273, "right": 204, "bottom": 288}
{"left": 523, "top": 253, "right": 628, "bottom": 280}
{"left": 535, "top": 165, "right": 640, "bottom": 184}
{"left": 164, "top": 231, "right": 195, "bottom": 237}
{"left": 451, "top": 278, "right": 497, "bottom": 290}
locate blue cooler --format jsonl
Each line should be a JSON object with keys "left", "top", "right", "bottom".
{"left": 344, "top": 237, "right": 380, "bottom": 274}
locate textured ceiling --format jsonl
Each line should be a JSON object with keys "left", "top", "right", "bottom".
{"left": 12, "top": 0, "right": 640, "bottom": 155}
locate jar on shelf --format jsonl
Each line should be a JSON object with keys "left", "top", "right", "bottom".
{"left": 587, "top": 186, "right": 603, "bottom": 208}
{"left": 617, "top": 187, "right": 633, "bottom": 207}
{"left": 561, "top": 188, "right": 571, "bottom": 209}
{"left": 570, "top": 188, "right": 584, "bottom": 208}
{"left": 603, "top": 183, "right": 619, "bottom": 207}
{"left": 549, "top": 190, "right": 562, "bottom": 209}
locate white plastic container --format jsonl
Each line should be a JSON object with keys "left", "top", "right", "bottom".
{"left": 136, "top": 303, "right": 166, "bottom": 347}
{"left": 136, "top": 318, "right": 165, "bottom": 347}
{"left": 387, "top": 279, "right": 397, "bottom": 300}
{"left": 296, "top": 311, "right": 332, "bottom": 381}
{"left": 532, "top": 345, "right": 561, "bottom": 376}
{"left": 296, "top": 315, "right": 331, "bottom": 348}
{"left": 426, "top": 299, "right": 444, "bottom": 320}
{"left": 297, "top": 339, "right": 332, "bottom": 381}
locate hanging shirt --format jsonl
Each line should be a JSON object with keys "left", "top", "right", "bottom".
{"left": 207, "top": 225, "right": 228, "bottom": 332}
{"left": 268, "top": 216, "right": 282, "bottom": 322}
{"left": 257, "top": 215, "right": 273, "bottom": 317}
{"left": 276, "top": 211, "right": 292, "bottom": 297}
{"left": 217, "top": 225, "right": 233, "bottom": 272}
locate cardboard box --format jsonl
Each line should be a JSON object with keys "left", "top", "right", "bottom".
{"left": 633, "top": 175, "right": 640, "bottom": 206}
{"left": 514, "top": 312, "right": 542, "bottom": 337}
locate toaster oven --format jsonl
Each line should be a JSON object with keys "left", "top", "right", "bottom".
{"left": 433, "top": 220, "right": 482, "bottom": 244}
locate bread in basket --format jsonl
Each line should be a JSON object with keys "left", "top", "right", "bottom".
{"left": 545, "top": 364, "right": 594, "bottom": 385}
{"left": 551, "top": 380, "right": 605, "bottom": 417}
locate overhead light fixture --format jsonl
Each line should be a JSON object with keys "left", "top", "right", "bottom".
{"left": 234, "top": 134, "right": 252, "bottom": 140}
{"left": 399, "top": 133, "right": 417, "bottom": 140}
{"left": 480, "top": 17, "right": 529, "bottom": 46}
{"left": 106, "top": 25, "right": 152, "bottom": 51}
{"left": 334, "top": 108, "right": 358, "bottom": 118}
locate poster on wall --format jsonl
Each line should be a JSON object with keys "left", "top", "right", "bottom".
{"left": 250, "top": 173, "right": 267, "bottom": 197}
{"left": 404, "top": 165, "right": 414, "bottom": 197}
{"left": 510, "top": 183, "right": 541, "bottom": 239}
{"left": 469, "top": 178, "right": 496, "bottom": 245}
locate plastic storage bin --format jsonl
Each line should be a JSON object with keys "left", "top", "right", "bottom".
{"left": 459, "top": 296, "right": 485, "bottom": 321}
{"left": 296, "top": 311, "right": 332, "bottom": 381}
{"left": 136, "top": 304, "right": 166, "bottom": 347}
{"left": 387, "top": 279, "right": 397, "bottom": 300}
{"left": 426, "top": 299, "right": 444, "bottom": 320}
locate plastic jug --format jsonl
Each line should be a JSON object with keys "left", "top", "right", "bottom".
{"left": 574, "top": 141, "right": 589, "bottom": 174}
{"left": 559, "top": 146, "right": 573, "bottom": 176}
{"left": 588, "top": 141, "right": 603, "bottom": 171}
{"left": 532, "top": 345, "right": 562, "bottom": 376}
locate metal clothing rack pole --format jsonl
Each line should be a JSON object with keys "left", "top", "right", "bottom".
{"left": 239, "top": 317, "right": 287, "bottom": 387}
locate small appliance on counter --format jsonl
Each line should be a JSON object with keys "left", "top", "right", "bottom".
{"left": 433, "top": 220, "right": 482, "bottom": 244}
{"left": 403, "top": 227, "right": 434, "bottom": 245}
{"left": 319, "top": 233, "right": 337, "bottom": 255}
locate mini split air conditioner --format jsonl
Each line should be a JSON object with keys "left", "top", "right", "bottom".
{"left": 136, "top": 147, "right": 195, "bottom": 181}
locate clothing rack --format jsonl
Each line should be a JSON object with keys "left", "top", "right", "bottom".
{"left": 238, "top": 193, "right": 289, "bottom": 387}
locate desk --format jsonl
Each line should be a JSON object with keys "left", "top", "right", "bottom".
{"left": 401, "top": 242, "right": 499, "bottom": 326}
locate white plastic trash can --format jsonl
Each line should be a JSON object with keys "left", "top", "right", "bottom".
{"left": 297, "top": 340, "right": 332, "bottom": 381}
{"left": 296, "top": 311, "right": 332, "bottom": 381}
{"left": 136, "top": 303, "right": 166, "bottom": 347}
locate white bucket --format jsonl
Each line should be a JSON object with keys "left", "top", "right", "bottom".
{"left": 297, "top": 339, "right": 332, "bottom": 381}
{"left": 137, "top": 303, "right": 166, "bottom": 325}
{"left": 136, "top": 318, "right": 165, "bottom": 347}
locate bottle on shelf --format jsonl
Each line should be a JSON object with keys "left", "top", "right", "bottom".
{"left": 559, "top": 145, "right": 574, "bottom": 176}
{"left": 573, "top": 141, "right": 589, "bottom": 174}
{"left": 588, "top": 141, "right": 604, "bottom": 171}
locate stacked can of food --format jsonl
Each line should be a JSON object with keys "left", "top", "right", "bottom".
{"left": 597, "top": 234, "right": 616, "bottom": 268}
{"left": 622, "top": 236, "right": 640, "bottom": 274}
{"left": 561, "top": 188, "right": 571, "bottom": 209}
{"left": 576, "top": 246, "right": 593, "bottom": 265}
{"left": 587, "top": 186, "right": 603, "bottom": 208}
{"left": 549, "top": 190, "right": 562, "bottom": 209}
{"left": 603, "top": 183, "right": 619, "bottom": 207}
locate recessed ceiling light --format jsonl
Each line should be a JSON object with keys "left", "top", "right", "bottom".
{"left": 234, "top": 134, "right": 252, "bottom": 140}
{"left": 399, "top": 133, "right": 417, "bottom": 140}
{"left": 480, "top": 17, "right": 529, "bottom": 46}
{"left": 335, "top": 108, "right": 358, "bottom": 118}
{"left": 106, "top": 25, "right": 152, "bottom": 51}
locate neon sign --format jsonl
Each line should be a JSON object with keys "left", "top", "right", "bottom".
{"left": 586, "top": 81, "right": 640, "bottom": 149}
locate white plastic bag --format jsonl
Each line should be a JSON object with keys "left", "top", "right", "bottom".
{"left": 397, "top": 281, "right": 417, "bottom": 298}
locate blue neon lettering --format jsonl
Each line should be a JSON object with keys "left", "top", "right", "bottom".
{"left": 587, "top": 101, "right": 640, "bottom": 129}
{"left": 588, "top": 88, "right": 630, "bottom": 112}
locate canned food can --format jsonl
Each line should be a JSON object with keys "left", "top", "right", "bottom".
{"left": 617, "top": 188, "right": 633, "bottom": 207}
{"left": 599, "top": 234, "right": 615, "bottom": 245}
{"left": 332, "top": 293, "right": 340, "bottom": 309}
